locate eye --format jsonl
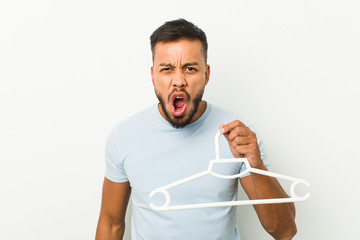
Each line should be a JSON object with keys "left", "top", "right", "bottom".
{"left": 185, "top": 67, "right": 198, "bottom": 72}
{"left": 160, "top": 67, "right": 172, "bottom": 72}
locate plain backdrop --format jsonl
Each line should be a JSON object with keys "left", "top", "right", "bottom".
{"left": 1, "top": 0, "right": 359, "bottom": 239}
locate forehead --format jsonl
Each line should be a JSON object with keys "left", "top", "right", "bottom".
{"left": 153, "top": 40, "right": 205, "bottom": 64}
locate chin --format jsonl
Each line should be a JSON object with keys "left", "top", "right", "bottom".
{"left": 156, "top": 90, "right": 203, "bottom": 129}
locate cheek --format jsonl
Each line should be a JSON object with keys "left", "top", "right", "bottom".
{"left": 155, "top": 75, "right": 172, "bottom": 88}
{"left": 153, "top": 80, "right": 167, "bottom": 92}
{"left": 187, "top": 73, "right": 206, "bottom": 84}
{"left": 189, "top": 79, "right": 206, "bottom": 92}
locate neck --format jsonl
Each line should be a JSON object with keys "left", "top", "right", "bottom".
{"left": 190, "top": 100, "right": 207, "bottom": 124}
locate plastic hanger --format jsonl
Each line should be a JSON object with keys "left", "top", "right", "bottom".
{"left": 149, "top": 130, "right": 310, "bottom": 211}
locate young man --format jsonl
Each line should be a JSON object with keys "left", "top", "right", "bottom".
{"left": 96, "top": 19, "right": 296, "bottom": 240}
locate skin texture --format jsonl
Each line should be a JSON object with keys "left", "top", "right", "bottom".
{"left": 151, "top": 40, "right": 210, "bottom": 127}
{"left": 96, "top": 39, "right": 297, "bottom": 240}
{"left": 221, "top": 121, "right": 297, "bottom": 239}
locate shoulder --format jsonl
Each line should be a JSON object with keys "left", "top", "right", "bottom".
{"left": 207, "top": 103, "right": 249, "bottom": 126}
{"left": 106, "top": 105, "right": 156, "bottom": 145}
{"left": 209, "top": 104, "right": 236, "bottom": 118}
{"left": 207, "top": 103, "right": 261, "bottom": 136}
{"left": 114, "top": 105, "right": 156, "bottom": 129}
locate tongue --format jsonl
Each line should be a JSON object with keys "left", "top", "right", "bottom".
{"left": 174, "top": 98, "right": 185, "bottom": 109}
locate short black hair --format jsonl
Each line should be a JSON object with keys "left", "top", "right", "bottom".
{"left": 150, "top": 19, "right": 208, "bottom": 63}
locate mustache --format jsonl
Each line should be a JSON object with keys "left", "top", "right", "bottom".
{"left": 167, "top": 88, "right": 191, "bottom": 102}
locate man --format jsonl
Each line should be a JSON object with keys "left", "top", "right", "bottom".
{"left": 96, "top": 19, "right": 296, "bottom": 240}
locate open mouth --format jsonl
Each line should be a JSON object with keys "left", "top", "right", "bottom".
{"left": 171, "top": 92, "right": 187, "bottom": 117}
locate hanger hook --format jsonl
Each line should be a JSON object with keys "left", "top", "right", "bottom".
{"left": 149, "top": 189, "right": 171, "bottom": 210}
{"left": 290, "top": 180, "right": 310, "bottom": 200}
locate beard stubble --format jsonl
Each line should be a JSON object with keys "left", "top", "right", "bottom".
{"left": 155, "top": 88, "right": 204, "bottom": 129}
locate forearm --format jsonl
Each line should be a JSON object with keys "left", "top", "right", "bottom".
{"left": 249, "top": 163, "right": 297, "bottom": 239}
{"left": 219, "top": 122, "right": 297, "bottom": 238}
{"left": 95, "top": 217, "right": 126, "bottom": 240}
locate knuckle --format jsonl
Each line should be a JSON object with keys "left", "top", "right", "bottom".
{"left": 249, "top": 131, "right": 257, "bottom": 139}
{"left": 250, "top": 143, "right": 259, "bottom": 151}
{"left": 235, "top": 145, "right": 242, "bottom": 152}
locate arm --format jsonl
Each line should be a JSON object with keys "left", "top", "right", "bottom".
{"left": 220, "top": 121, "right": 296, "bottom": 240}
{"left": 96, "top": 177, "right": 131, "bottom": 240}
{"left": 240, "top": 168, "right": 296, "bottom": 239}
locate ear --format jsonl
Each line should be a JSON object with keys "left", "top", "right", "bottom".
{"left": 205, "top": 64, "right": 210, "bottom": 85}
{"left": 151, "top": 66, "right": 155, "bottom": 85}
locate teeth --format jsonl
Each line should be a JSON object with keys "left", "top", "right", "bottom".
{"left": 175, "top": 96, "right": 183, "bottom": 99}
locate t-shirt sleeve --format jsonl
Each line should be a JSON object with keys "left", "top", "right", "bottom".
{"left": 104, "top": 126, "right": 129, "bottom": 183}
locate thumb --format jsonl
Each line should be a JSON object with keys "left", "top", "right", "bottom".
{"left": 219, "top": 124, "right": 231, "bottom": 143}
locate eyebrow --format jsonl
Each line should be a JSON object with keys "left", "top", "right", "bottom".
{"left": 183, "top": 62, "right": 199, "bottom": 68}
{"left": 158, "top": 62, "right": 199, "bottom": 68}
{"left": 159, "top": 63, "right": 174, "bottom": 68}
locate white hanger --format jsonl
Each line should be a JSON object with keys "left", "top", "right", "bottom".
{"left": 149, "top": 130, "right": 310, "bottom": 211}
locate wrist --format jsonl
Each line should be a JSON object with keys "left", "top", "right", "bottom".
{"left": 249, "top": 158, "right": 266, "bottom": 170}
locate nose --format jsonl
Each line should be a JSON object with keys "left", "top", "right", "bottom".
{"left": 172, "top": 69, "right": 187, "bottom": 88}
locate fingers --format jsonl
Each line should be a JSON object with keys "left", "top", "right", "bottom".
{"left": 220, "top": 120, "right": 255, "bottom": 141}
{"left": 229, "top": 134, "right": 258, "bottom": 155}
{"left": 220, "top": 120, "right": 262, "bottom": 167}
{"left": 228, "top": 128, "right": 255, "bottom": 142}
{"left": 232, "top": 144, "right": 257, "bottom": 156}
{"left": 220, "top": 120, "right": 246, "bottom": 135}
{"left": 229, "top": 136, "right": 253, "bottom": 148}
{"left": 220, "top": 120, "right": 258, "bottom": 156}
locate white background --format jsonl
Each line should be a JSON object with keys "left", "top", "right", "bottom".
{"left": 1, "top": 0, "right": 359, "bottom": 239}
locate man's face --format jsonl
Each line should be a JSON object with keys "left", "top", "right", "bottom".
{"left": 151, "top": 39, "right": 210, "bottom": 128}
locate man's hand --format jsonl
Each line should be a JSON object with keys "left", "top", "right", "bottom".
{"left": 220, "top": 120, "right": 263, "bottom": 169}
{"left": 221, "top": 120, "right": 297, "bottom": 239}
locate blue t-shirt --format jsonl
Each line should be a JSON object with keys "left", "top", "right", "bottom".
{"left": 105, "top": 103, "right": 268, "bottom": 240}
